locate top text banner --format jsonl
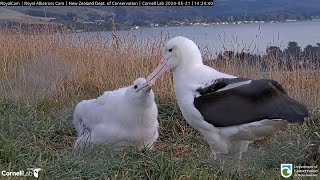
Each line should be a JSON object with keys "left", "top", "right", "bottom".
{"left": 0, "top": 0, "right": 214, "bottom": 6}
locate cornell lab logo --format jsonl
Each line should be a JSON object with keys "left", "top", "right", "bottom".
{"left": 1, "top": 168, "right": 42, "bottom": 178}
{"left": 281, "top": 164, "right": 293, "bottom": 178}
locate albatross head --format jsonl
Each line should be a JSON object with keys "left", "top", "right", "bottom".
{"left": 146, "top": 36, "right": 202, "bottom": 86}
{"left": 126, "top": 77, "right": 155, "bottom": 106}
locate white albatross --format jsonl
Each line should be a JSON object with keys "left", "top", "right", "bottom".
{"left": 144, "top": 36, "right": 309, "bottom": 160}
{"left": 73, "top": 78, "right": 159, "bottom": 150}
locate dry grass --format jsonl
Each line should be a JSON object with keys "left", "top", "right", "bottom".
{"left": 0, "top": 26, "right": 319, "bottom": 109}
{"left": 0, "top": 26, "right": 173, "bottom": 101}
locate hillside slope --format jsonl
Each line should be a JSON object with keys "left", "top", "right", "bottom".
{"left": 0, "top": 7, "right": 54, "bottom": 24}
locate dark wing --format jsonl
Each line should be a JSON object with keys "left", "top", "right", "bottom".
{"left": 194, "top": 79, "right": 309, "bottom": 127}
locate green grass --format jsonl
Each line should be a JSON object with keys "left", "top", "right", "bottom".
{"left": 0, "top": 98, "right": 319, "bottom": 179}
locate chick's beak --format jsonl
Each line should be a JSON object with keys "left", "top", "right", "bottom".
{"left": 143, "top": 85, "right": 151, "bottom": 92}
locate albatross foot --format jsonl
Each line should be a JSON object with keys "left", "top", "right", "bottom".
{"left": 237, "top": 152, "right": 244, "bottom": 170}
{"left": 210, "top": 152, "right": 220, "bottom": 161}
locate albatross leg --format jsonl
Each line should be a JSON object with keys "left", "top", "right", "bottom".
{"left": 237, "top": 151, "right": 245, "bottom": 169}
{"left": 238, "top": 152, "right": 243, "bottom": 162}
{"left": 232, "top": 141, "right": 251, "bottom": 168}
{"left": 207, "top": 141, "right": 220, "bottom": 161}
{"left": 207, "top": 136, "right": 228, "bottom": 162}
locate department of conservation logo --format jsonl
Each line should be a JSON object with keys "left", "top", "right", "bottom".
{"left": 281, "top": 164, "right": 293, "bottom": 178}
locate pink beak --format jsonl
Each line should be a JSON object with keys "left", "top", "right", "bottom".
{"left": 146, "top": 57, "right": 170, "bottom": 86}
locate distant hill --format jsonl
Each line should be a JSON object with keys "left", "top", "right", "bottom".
{"left": 7, "top": 7, "right": 113, "bottom": 19}
{"left": 0, "top": 7, "right": 54, "bottom": 24}
{"left": 2, "top": 0, "right": 320, "bottom": 30}
{"left": 2, "top": 7, "right": 114, "bottom": 30}
{"left": 96, "top": 0, "right": 320, "bottom": 23}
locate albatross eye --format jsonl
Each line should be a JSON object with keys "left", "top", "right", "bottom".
{"left": 134, "top": 85, "right": 138, "bottom": 89}
{"left": 168, "top": 48, "right": 172, "bottom": 52}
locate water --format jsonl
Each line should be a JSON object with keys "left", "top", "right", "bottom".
{"left": 98, "top": 20, "right": 320, "bottom": 56}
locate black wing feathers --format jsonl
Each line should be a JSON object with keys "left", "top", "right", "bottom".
{"left": 194, "top": 78, "right": 308, "bottom": 127}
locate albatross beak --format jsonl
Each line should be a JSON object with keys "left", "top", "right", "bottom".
{"left": 142, "top": 85, "right": 151, "bottom": 93}
{"left": 146, "top": 57, "right": 170, "bottom": 86}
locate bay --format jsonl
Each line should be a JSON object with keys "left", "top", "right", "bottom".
{"left": 97, "top": 19, "right": 320, "bottom": 56}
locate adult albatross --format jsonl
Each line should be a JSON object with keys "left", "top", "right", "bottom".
{"left": 144, "top": 36, "right": 309, "bottom": 160}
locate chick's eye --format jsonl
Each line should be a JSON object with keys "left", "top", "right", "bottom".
{"left": 168, "top": 48, "right": 172, "bottom": 52}
{"left": 134, "top": 85, "right": 138, "bottom": 89}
